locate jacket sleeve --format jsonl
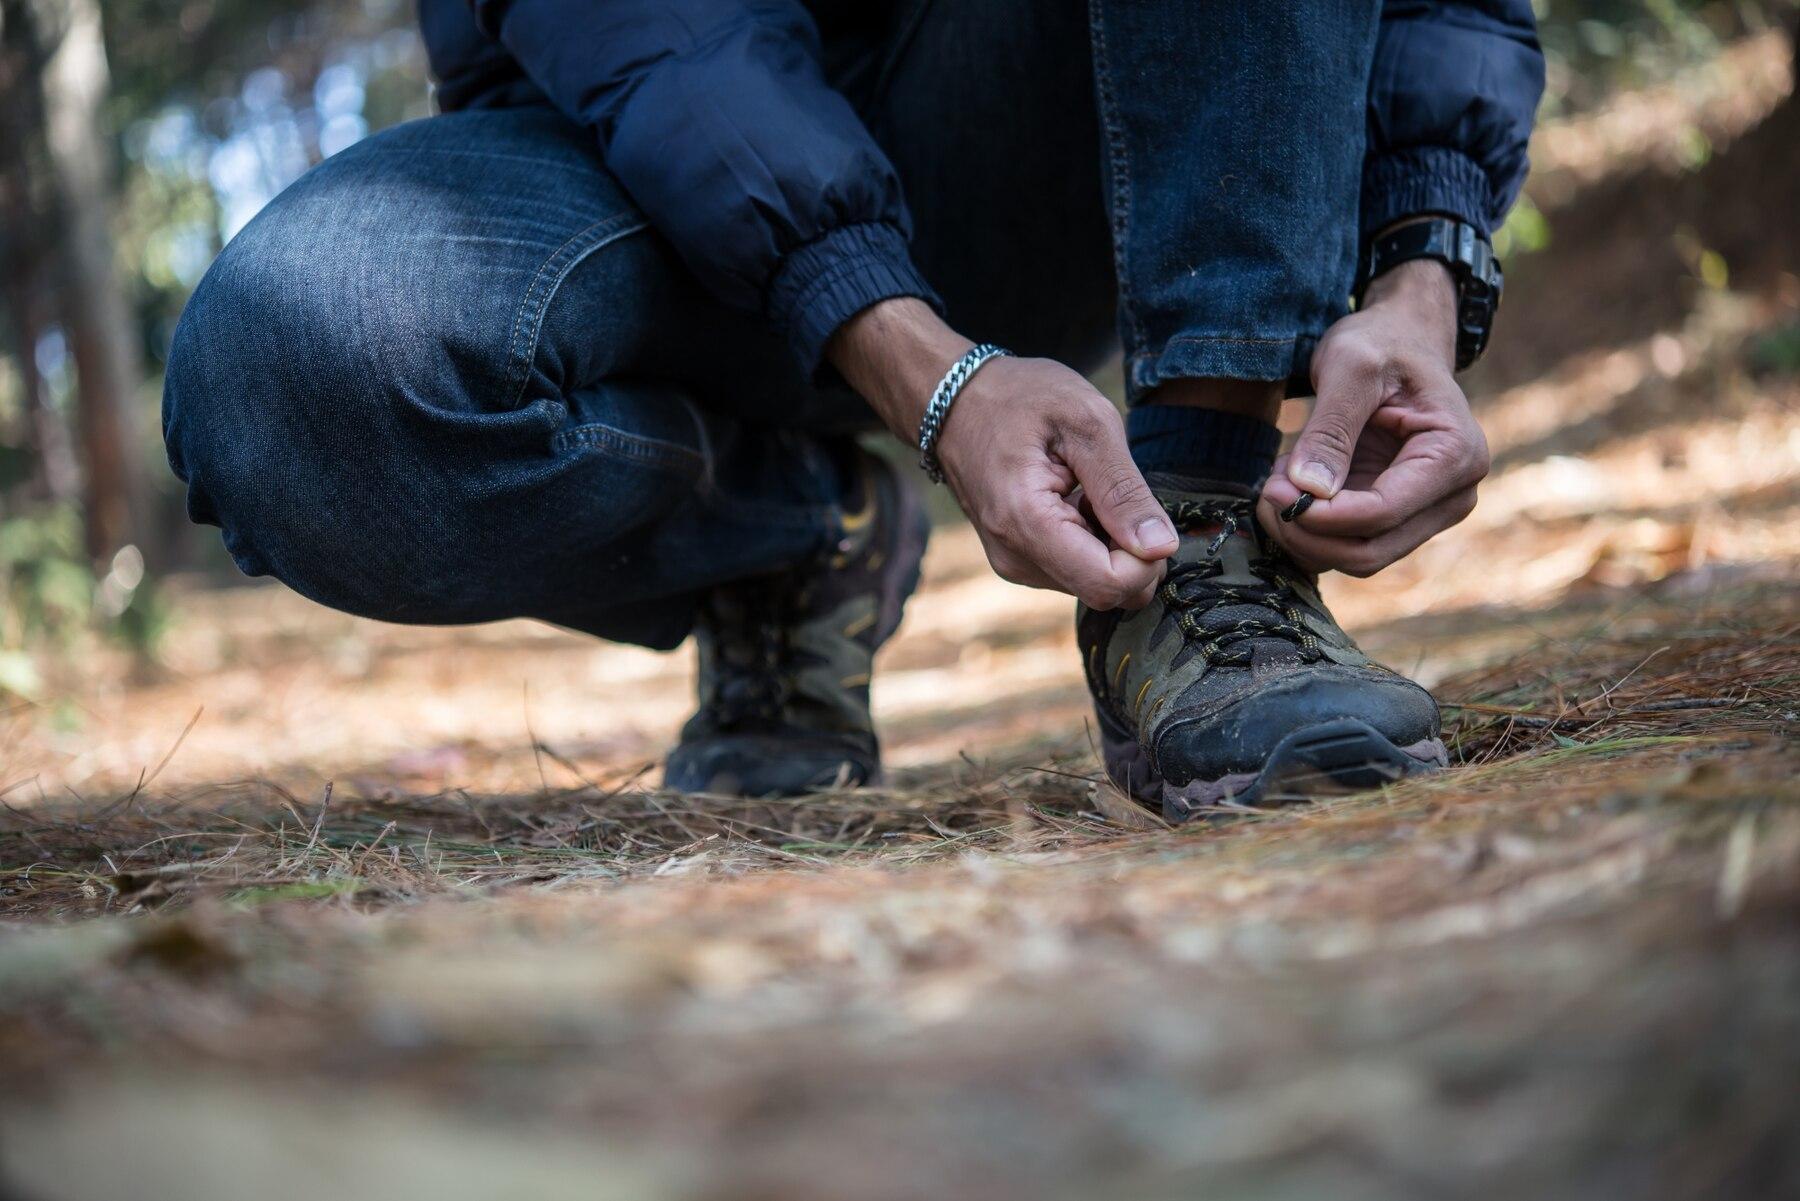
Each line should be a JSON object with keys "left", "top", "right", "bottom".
{"left": 468, "top": 0, "right": 939, "bottom": 375}
{"left": 1362, "top": 0, "right": 1547, "bottom": 240}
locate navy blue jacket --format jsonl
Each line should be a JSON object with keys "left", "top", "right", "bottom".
{"left": 420, "top": 1, "right": 1544, "bottom": 376}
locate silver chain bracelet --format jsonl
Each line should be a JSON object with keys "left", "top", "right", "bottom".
{"left": 917, "top": 343, "right": 1010, "bottom": 484}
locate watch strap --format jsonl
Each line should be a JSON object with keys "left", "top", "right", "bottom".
{"left": 1358, "top": 216, "right": 1503, "bottom": 372}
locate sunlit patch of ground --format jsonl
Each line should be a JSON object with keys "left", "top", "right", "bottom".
{"left": 4, "top": 48, "right": 1800, "bottom": 1201}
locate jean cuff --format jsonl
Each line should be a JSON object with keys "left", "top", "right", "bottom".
{"left": 765, "top": 222, "right": 943, "bottom": 380}
{"left": 1124, "top": 334, "right": 1314, "bottom": 406}
{"left": 1361, "top": 146, "right": 1493, "bottom": 241}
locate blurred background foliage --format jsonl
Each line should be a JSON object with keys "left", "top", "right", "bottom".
{"left": 0, "top": 0, "right": 1796, "bottom": 699}
{"left": 1540, "top": 0, "right": 1783, "bottom": 113}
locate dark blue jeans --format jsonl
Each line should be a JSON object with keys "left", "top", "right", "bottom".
{"left": 164, "top": 1, "right": 1378, "bottom": 649}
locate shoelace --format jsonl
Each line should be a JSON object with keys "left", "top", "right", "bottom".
{"left": 1158, "top": 499, "right": 1322, "bottom": 668}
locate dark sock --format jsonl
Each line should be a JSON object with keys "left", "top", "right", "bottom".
{"left": 1126, "top": 403, "right": 1280, "bottom": 488}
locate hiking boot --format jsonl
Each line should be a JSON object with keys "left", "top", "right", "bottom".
{"left": 663, "top": 449, "right": 929, "bottom": 797}
{"left": 1078, "top": 476, "right": 1447, "bottom": 821}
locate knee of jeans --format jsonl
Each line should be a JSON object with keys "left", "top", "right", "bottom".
{"left": 163, "top": 226, "right": 457, "bottom": 595}
{"left": 159, "top": 243, "right": 666, "bottom": 624}
{"left": 165, "top": 319, "right": 456, "bottom": 616}
{"left": 165, "top": 159, "right": 529, "bottom": 441}
{"left": 162, "top": 248, "right": 287, "bottom": 578}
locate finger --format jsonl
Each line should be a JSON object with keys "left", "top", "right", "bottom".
{"left": 1111, "top": 547, "right": 1164, "bottom": 610}
{"left": 1266, "top": 428, "right": 1483, "bottom": 538}
{"left": 1257, "top": 485, "right": 1478, "bottom": 577}
{"left": 1038, "top": 513, "right": 1165, "bottom": 609}
{"left": 981, "top": 500, "right": 1163, "bottom": 608}
{"left": 1266, "top": 453, "right": 1359, "bottom": 529}
{"left": 1002, "top": 548, "right": 1160, "bottom": 609}
{"left": 1259, "top": 498, "right": 1459, "bottom": 578}
{"left": 1261, "top": 454, "right": 1307, "bottom": 519}
{"left": 1073, "top": 493, "right": 1161, "bottom": 608}
{"left": 978, "top": 518, "right": 1071, "bottom": 593}
{"left": 1119, "top": 564, "right": 1161, "bottom": 611}
{"left": 1293, "top": 344, "right": 1387, "bottom": 498}
{"left": 1071, "top": 495, "right": 1175, "bottom": 615}
{"left": 1057, "top": 407, "right": 1179, "bottom": 560}
{"left": 982, "top": 542, "right": 1060, "bottom": 592}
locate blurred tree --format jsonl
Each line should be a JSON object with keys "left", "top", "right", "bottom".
{"left": 1704, "top": 0, "right": 1800, "bottom": 274}
{"left": 4, "top": 0, "right": 427, "bottom": 575}
{"left": 1534, "top": 0, "right": 1794, "bottom": 116}
{"left": 0, "top": 12, "right": 79, "bottom": 509}
{"left": 2, "top": 0, "right": 144, "bottom": 560}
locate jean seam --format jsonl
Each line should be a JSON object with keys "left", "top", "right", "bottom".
{"left": 1127, "top": 335, "right": 1311, "bottom": 396}
{"left": 400, "top": 147, "right": 615, "bottom": 169}
{"left": 559, "top": 420, "right": 825, "bottom": 536}
{"left": 504, "top": 211, "right": 651, "bottom": 409}
{"left": 1086, "top": 0, "right": 1146, "bottom": 354}
{"left": 1129, "top": 334, "right": 1302, "bottom": 358}
{"left": 552, "top": 422, "right": 706, "bottom": 475}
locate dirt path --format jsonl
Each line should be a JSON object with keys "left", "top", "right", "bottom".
{"left": 3, "top": 537, "right": 1795, "bottom": 1200}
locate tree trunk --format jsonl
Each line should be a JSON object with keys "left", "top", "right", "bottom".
{"left": 3, "top": 264, "right": 81, "bottom": 507}
{"left": 1696, "top": 15, "right": 1800, "bottom": 282}
{"left": 34, "top": 0, "right": 143, "bottom": 560}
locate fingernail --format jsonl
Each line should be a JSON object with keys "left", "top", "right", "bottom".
{"left": 1136, "top": 518, "right": 1179, "bottom": 552}
{"left": 1295, "top": 462, "right": 1336, "bottom": 495}
{"left": 1279, "top": 493, "right": 1314, "bottom": 523}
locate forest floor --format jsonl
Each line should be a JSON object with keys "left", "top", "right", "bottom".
{"left": 3, "top": 36, "right": 1799, "bottom": 1201}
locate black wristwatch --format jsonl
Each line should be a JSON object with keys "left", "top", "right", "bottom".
{"left": 1356, "top": 216, "right": 1502, "bottom": 372}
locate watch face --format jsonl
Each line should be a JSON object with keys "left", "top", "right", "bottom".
{"left": 1457, "top": 289, "right": 1496, "bottom": 370}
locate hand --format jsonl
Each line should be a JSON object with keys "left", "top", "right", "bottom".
{"left": 1258, "top": 259, "right": 1490, "bottom": 577}
{"left": 829, "top": 299, "right": 1178, "bottom": 609}
{"left": 933, "top": 355, "right": 1179, "bottom": 608}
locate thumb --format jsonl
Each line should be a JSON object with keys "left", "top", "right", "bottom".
{"left": 1294, "top": 348, "right": 1385, "bottom": 498}
{"left": 1062, "top": 413, "right": 1179, "bottom": 559}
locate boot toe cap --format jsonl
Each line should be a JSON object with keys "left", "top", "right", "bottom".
{"left": 1154, "top": 667, "right": 1440, "bottom": 785}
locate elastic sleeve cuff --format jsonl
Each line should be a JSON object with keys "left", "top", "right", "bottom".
{"left": 766, "top": 221, "right": 942, "bottom": 379}
{"left": 1361, "top": 146, "right": 1494, "bottom": 242}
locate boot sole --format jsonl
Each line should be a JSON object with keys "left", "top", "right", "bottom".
{"left": 1096, "top": 703, "right": 1447, "bottom": 823}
